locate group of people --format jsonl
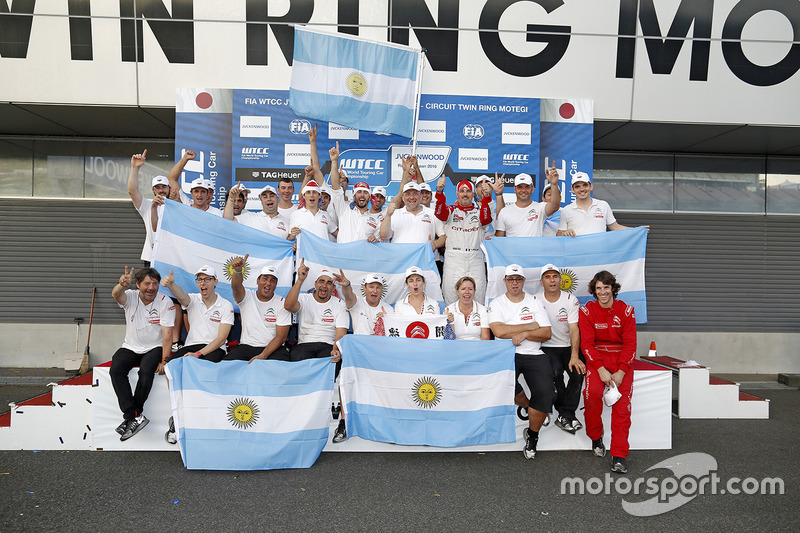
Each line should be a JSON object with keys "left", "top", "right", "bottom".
{"left": 113, "top": 127, "right": 644, "bottom": 473}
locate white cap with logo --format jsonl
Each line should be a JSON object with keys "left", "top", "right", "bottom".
{"left": 195, "top": 265, "right": 217, "bottom": 278}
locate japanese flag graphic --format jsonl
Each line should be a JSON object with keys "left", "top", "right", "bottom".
{"left": 176, "top": 88, "right": 233, "bottom": 114}
{"left": 540, "top": 98, "right": 593, "bottom": 124}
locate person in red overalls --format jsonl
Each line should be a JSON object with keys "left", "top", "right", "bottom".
{"left": 579, "top": 271, "right": 637, "bottom": 474}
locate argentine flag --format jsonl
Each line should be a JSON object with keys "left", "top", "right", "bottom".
{"left": 290, "top": 27, "right": 423, "bottom": 138}
{"left": 152, "top": 200, "right": 294, "bottom": 310}
{"left": 165, "top": 357, "right": 335, "bottom": 470}
{"left": 338, "top": 335, "right": 516, "bottom": 447}
{"left": 482, "top": 227, "right": 648, "bottom": 322}
{"left": 296, "top": 231, "right": 443, "bottom": 309}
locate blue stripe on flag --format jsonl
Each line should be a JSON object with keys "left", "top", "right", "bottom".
{"left": 345, "top": 404, "right": 515, "bottom": 447}
{"left": 340, "top": 335, "right": 515, "bottom": 375}
{"left": 167, "top": 358, "right": 334, "bottom": 398}
{"left": 180, "top": 427, "right": 330, "bottom": 470}
{"left": 289, "top": 88, "right": 414, "bottom": 137}
{"left": 293, "top": 28, "right": 419, "bottom": 80}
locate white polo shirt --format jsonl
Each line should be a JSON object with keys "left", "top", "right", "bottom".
{"left": 389, "top": 206, "right": 437, "bottom": 243}
{"left": 178, "top": 191, "right": 223, "bottom": 216}
{"left": 236, "top": 211, "right": 290, "bottom": 240}
{"left": 120, "top": 290, "right": 175, "bottom": 353}
{"left": 535, "top": 292, "right": 580, "bottom": 348}
{"left": 488, "top": 292, "right": 551, "bottom": 355}
{"left": 558, "top": 199, "right": 617, "bottom": 235}
{"left": 296, "top": 293, "right": 349, "bottom": 344}
{"left": 289, "top": 207, "right": 336, "bottom": 241}
{"left": 278, "top": 204, "right": 298, "bottom": 219}
{"left": 331, "top": 188, "right": 381, "bottom": 243}
{"left": 237, "top": 290, "right": 292, "bottom": 347}
{"left": 348, "top": 296, "right": 392, "bottom": 335}
{"left": 393, "top": 294, "right": 441, "bottom": 315}
{"left": 494, "top": 201, "right": 547, "bottom": 237}
{"left": 135, "top": 198, "right": 164, "bottom": 262}
{"left": 182, "top": 293, "right": 235, "bottom": 349}
{"left": 445, "top": 301, "right": 489, "bottom": 341}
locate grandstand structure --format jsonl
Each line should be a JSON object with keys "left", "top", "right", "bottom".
{"left": 0, "top": 1, "right": 798, "bottom": 374}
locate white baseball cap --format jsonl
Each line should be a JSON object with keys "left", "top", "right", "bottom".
{"left": 604, "top": 382, "right": 622, "bottom": 406}
{"left": 317, "top": 269, "right": 333, "bottom": 281}
{"left": 514, "top": 173, "right": 533, "bottom": 186}
{"left": 195, "top": 265, "right": 217, "bottom": 278}
{"left": 403, "top": 182, "right": 421, "bottom": 193}
{"left": 362, "top": 273, "right": 384, "bottom": 285}
{"left": 258, "top": 266, "right": 278, "bottom": 279}
{"left": 259, "top": 185, "right": 277, "bottom": 196}
{"left": 504, "top": 264, "right": 525, "bottom": 278}
{"left": 190, "top": 177, "right": 213, "bottom": 190}
{"left": 404, "top": 266, "right": 425, "bottom": 280}
{"left": 151, "top": 176, "right": 169, "bottom": 187}
{"left": 418, "top": 183, "right": 432, "bottom": 193}
{"left": 372, "top": 186, "right": 387, "bottom": 197}
{"left": 540, "top": 264, "right": 559, "bottom": 278}
{"left": 572, "top": 172, "right": 591, "bottom": 185}
{"left": 473, "top": 175, "right": 491, "bottom": 185}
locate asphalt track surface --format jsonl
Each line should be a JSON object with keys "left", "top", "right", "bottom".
{"left": 1, "top": 389, "right": 797, "bottom": 532}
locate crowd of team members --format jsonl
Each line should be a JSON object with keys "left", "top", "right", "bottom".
{"left": 113, "top": 126, "right": 642, "bottom": 474}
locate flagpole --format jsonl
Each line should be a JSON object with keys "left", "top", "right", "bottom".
{"left": 410, "top": 50, "right": 426, "bottom": 157}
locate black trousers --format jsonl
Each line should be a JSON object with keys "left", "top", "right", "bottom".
{"left": 542, "top": 346, "right": 585, "bottom": 421}
{"left": 109, "top": 347, "right": 162, "bottom": 420}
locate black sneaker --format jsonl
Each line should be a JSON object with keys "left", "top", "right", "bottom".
{"left": 331, "top": 402, "right": 341, "bottom": 420}
{"left": 592, "top": 437, "right": 606, "bottom": 457}
{"left": 165, "top": 416, "right": 177, "bottom": 444}
{"left": 555, "top": 415, "right": 577, "bottom": 434}
{"left": 611, "top": 456, "right": 628, "bottom": 474}
{"left": 523, "top": 428, "right": 538, "bottom": 459}
{"left": 516, "top": 405, "right": 529, "bottom": 421}
{"left": 120, "top": 414, "right": 149, "bottom": 441}
{"left": 332, "top": 419, "right": 347, "bottom": 443}
{"left": 115, "top": 420, "right": 129, "bottom": 435}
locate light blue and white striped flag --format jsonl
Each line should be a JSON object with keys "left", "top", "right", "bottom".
{"left": 290, "top": 27, "right": 423, "bottom": 138}
{"left": 165, "top": 357, "right": 335, "bottom": 470}
{"left": 338, "top": 335, "right": 516, "bottom": 447}
{"left": 152, "top": 200, "right": 295, "bottom": 310}
{"left": 296, "top": 231, "right": 443, "bottom": 309}
{"left": 482, "top": 227, "right": 648, "bottom": 322}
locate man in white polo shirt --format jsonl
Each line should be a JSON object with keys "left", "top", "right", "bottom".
{"left": 380, "top": 182, "right": 444, "bottom": 249}
{"left": 535, "top": 264, "right": 585, "bottom": 434}
{"left": 494, "top": 164, "right": 561, "bottom": 237}
{"left": 289, "top": 180, "right": 336, "bottom": 242}
{"left": 337, "top": 272, "right": 392, "bottom": 335}
{"left": 224, "top": 184, "right": 291, "bottom": 240}
{"left": 224, "top": 257, "right": 291, "bottom": 362}
{"left": 126, "top": 149, "right": 170, "bottom": 263}
{"left": 488, "top": 264, "right": 553, "bottom": 460}
{"left": 557, "top": 172, "right": 637, "bottom": 236}
{"left": 284, "top": 259, "right": 349, "bottom": 362}
{"left": 327, "top": 143, "right": 382, "bottom": 243}
{"left": 110, "top": 266, "right": 175, "bottom": 441}
{"left": 166, "top": 150, "right": 223, "bottom": 216}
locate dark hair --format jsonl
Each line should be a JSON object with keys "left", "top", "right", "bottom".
{"left": 135, "top": 267, "right": 161, "bottom": 284}
{"left": 588, "top": 271, "right": 620, "bottom": 298}
{"left": 278, "top": 177, "right": 295, "bottom": 187}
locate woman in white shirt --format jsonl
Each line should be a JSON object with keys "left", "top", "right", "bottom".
{"left": 445, "top": 276, "right": 490, "bottom": 340}
{"left": 393, "top": 266, "right": 441, "bottom": 315}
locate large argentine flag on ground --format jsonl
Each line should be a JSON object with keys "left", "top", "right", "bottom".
{"left": 296, "top": 231, "right": 443, "bottom": 308}
{"left": 482, "top": 227, "right": 648, "bottom": 322}
{"left": 338, "top": 335, "right": 516, "bottom": 447}
{"left": 290, "top": 27, "right": 422, "bottom": 138}
{"left": 152, "top": 200, "right": 294, "bottom": 310}
{"left": 165, "top": 357, "right": 335, "bottom": 470}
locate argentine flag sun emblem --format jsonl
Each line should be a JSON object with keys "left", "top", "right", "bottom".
{"left": 412, "top": 376, "right": 442, "bottom": 408}
{"left": 227, "top": 397, "right": 260, "bottom": 429}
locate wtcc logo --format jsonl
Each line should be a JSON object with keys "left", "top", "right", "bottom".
{"left": 289, "top": 119, "right": 312, "bottom": 135}
{"left": 503, "top": 153, "right": 530, "bottom": 166}
{"left": 463, "top": 124, "right": 484, "bottom": 139}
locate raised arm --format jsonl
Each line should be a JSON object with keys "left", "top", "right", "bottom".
{"left": 284, "top": 258, "right": 308, "bottom": 313}
{"left": 224, "top": 183, "right": 243, "bottom": 221}
{"left": 166, "top": 150, "right": 196, "bottom": 201}
{"left": 308, "top": 123, "right": 324, "bottom": 183}
{"left": 112, "top": 266, "right": 134, "bottom": 306}
{"left": 330, "top": 142, "right": 341, "bottom": 190}
{"left": 493, "top": 172, "right": 506, "bottom": 214}
{"left": 127, "top": 150, "right": 146, "bottom": 208}
{"left": 332, "top": 268, "right": 356, "bottom": 309}
{"left": 380, "top": 204, "right": 396, "bottom": 241}
{"left": 544, "top": 162, "right": 561, "bottom": 217}
{"left": 229, "top": 254, "right": 248, "bottom": 304}
{"left": 160, "top": 269, "right": 191, "bottom": 307}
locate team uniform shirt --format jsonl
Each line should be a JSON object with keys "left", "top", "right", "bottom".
{"left": 134, "top": 198, "right": 164, "bottom": 262}
{"left": 388, "top": 206, "right": 437, "bottom": 243}
{"left": 235, "top": 210, "right": 290, "bottom": 240}
{"left": 278, "top": 204, "right": 298, "bottom": 219}
{"left": 237, "top": 290, "right": 292, "bottom": 347}
{"left": 542, "top": 210, "right": 560, "bottom": 236}
{"left": 578, "top": 299, "right": 637, "bottom": 373}
{"left": 348, "top": 296, "right": 392, "bottom": 335}
{"left": 445, "top": 301, "right": 489, "bottom": 341}
{"left": 393, "top": 294, "right": 441, "bottom": 315}
{"left": 558, "top": 199, "right": 617, "bottom": 235}
{"left": 119, "top": 290, "right": 175, "bottom": 353}
{"left": 178, "top": 190, "right": 223, "bottom": 216}
{"left": 536, "top": 292, "right": 580, "bottom": 347}
{"left": 296, "top": 293, "right": 349, "bottom": 344}
{"left": 488, "top": 293, "right": 551, "bottom": 355}
{"left": 182, "top": 293, "right": 235, "bottom": 350}
{"left": 331, "top": 188, "right": 381, "bottom": 243}
{"left": 322, "top": 206, "right": 339, "bottom": 240}
{"left": 290, "top": 207, "right": 336, "bottom": 241}
{"left": 368, "top": 208, "right": 388, "bottom": 242}
{"left": 494, "top": 201, "right": 548, "bottom": 237}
